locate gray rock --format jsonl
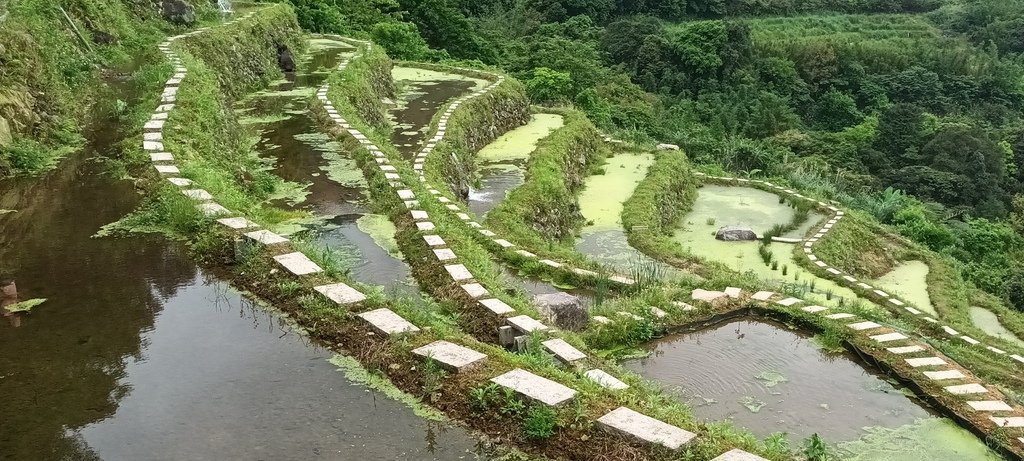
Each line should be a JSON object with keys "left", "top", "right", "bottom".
{"left": 715, "top": 225, "right": 757, "bottom": 241}
{"left": 162, "top": 0, "right": 196, "bottom": 25}
{"left": 533, "top": 292, "right": 588, "bottom": 331}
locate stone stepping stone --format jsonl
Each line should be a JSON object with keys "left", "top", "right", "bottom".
{"left": 905, "top": 306, "right": 921, "bottom": 315}
{"left": 724, "top": 287, "right": 742, "bottom": 298}
{"left": 410, "top": 210, "right": 429, "bottom": 220}
{"left": 826, "top": 268, "right": 841, "bottom": 275}
{"left": 597, "top": 407, "right": 696, "bottom": 450}
{"left": 990, "top": 417, "right": 1024, "bottom": 427}
{"left": 848, "top": 321, "right": 882, "bottom": 331}
{"left": 494, "top": 239, "right": 514, "bottom": 248}
{"left": 272, "top": 252, "right": 322, "bottom": 276}
{"left": 870, "top": 332, "right": 908, "bottom": 342}
{"left": 924, "top": 370, "right": 966, "bottom": 380}
{"left": 540, "top": 259, "right": 562, "bottom": 268}
{"left": 404, "top": 200, "right": 419, "bottom": 209}
{"left": 216, "top": 217, "right": 257, "bottom": 230}
{"left": 609, "top": 275, "right": 634, "bottom": 285}
{"left": 144, "top": 141, "right": 165, "bottom": 151}
{"left": 479, "top": 298, "right": 514, "bottom": 316}
{"left": 649, "top": 306, "right": 668, "bottom": 318}
{"left": 444, "top": 264, "right": 473, "bottom": 281}
{"left": 197, "top": 202, "right": 230, "bottom": 217}
{"left": 573, "top": 268, "right": 598, "bottom": 277}
{"left": 1011, "top": 355, "right": 1024, "bottom": 364}
{"left": 313, "top": 283, "right": 366, "bottom": 305}
{"left": 423, "top": 235, "right": 446, "bottom": 247}
{"left": 906, "top": 357, "right": 946, "bottom": 367}
{"left": 516, "top": 250, "right": 536, "bottom": 258}
{"left": 692, "top": 289, "right": 727, "bottom": 302}
{"left": 987, "top": 346, "right": 1006, "bottom": 354}
{"left": 490, "top": 368, "right": 576, "bottom": 406}
{"left": 167, "top": 177, "right": 192, "bottom": 187}
{"left": 814, "top": 261, "right": 827, "bottom": 267}
{"left": 891, "top": 299, "right": 906, "bottom": 307}
{"left": 415, "top": 222, "right": 436, "bottom": 231}
{"left": 961, "top": 336, "right": 980, "bottom": 345}
{"left": 775, "top": 297, "right": 802, "bottom": 307}
{"left": 155, "top": 164, "right": 179, "bottom": 174}
{"left": 944, "top": 383, "right": 988, "bottom": 395}
{"left": 967, "top": 401, "right": 1013, "bottom": 412}
{"left": 412, "top": 340, "right": 487, "bottom": 372}
{"left": 507, "top": 315, "right": 548, "bottom": 333}
{"left": 923, "top": 317, "right": 938, "bottom": 323}
{"left": 144, "top": 120, "right": 165, "bottom": 130}
{"left": 358, "top": 308, "right": 420, "bottom": 335}
{"left": 397, "top": 189, "right": 416, "bottom": 200}
{"left": 673, "top": 301, "right": 696, "bottom": 311}
{"left": 802, "top": 305, "right": 827, "bottom": 313}
{"left": 825, "top": 313, "right": 854, "bottom": 320}
{"left": 711, "top": 449, "right": 770, "bottom": 461}
{"left": 432, "top": 249, "right": 457, "bottom": 261}
{"left": 244, "top": 229, "right": 288, "bottom": 245}
{"left": 750, "top": 291, "right": 774, "bottom": 301}
{"left": 150, "top": 152, "right": 174, "bottom": 162}
{"left": 143, "top": 132, "right": 163, "bottom": 142}
{"left": 542, "top": 338, "right": 587, "bottom": 363}
{"left": 479, "top": 230, "right": 497, "bottom": 237}
{"left": 584, "top": 369, "right": 629, "bottom": 390}
{"left": 460, "top": 283, "right": 488, "bottom": 299}
{"left": 942, "top": 326, "right": 959, "bottom": 335}
{"left": 182, "top": 189, "right": 213, "bottom": 201}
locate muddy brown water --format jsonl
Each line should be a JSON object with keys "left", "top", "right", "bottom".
{"left": 468, "top": 165, "right": 524, "bottom": 216}
{"left": 243, "top": 41, "right": 418, "bottom": 293}
{"left": 0, "top": 44, "right": 487, "bottom": 460}
{"left": 389, "top": 76, "right": 475, "bottom": 160}
{"left": 625, "top": 318, "right": 933, "bottom": 443}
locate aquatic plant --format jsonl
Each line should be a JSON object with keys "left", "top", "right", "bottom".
{"left": 771, "top": 260, "right": 779, "bottom": 271}
{"left": 706, "top": 217, "right": 716, "bottom": 225}
{"left": 740, "top": 396, "right": 767, "bottom": 413}
{"left": 782, "top": 265, "right": 788, "bottom": 276}
{"left": 803, "top": 433, "right": 832, "bottom": 461}
{"left": 3, "top": 298, "right": 46, "bottom": 313}
{"left": 522, "top": 405, "right": 558, "bottom": 439}
{"left": 758, "top": 244, "right": 774, "bottom": 265}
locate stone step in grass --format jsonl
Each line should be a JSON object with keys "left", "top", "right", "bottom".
{"left": 711, "top": 449, "right": 771, "bottom": 461}
{"left": 905, "top": 357, "right": 947, "bottom": 367}
{"left": 273, "top": 252, "right": 323, "bottom": 276}
{"left": 244, "top": 229, "right": 288, "bottom": 245}
{"left": 217, "top": 217, "right": 257, "bottom": 230}
{"left": 314, "top": 282, "right": 366, "bottom": 305}
{"left": 923, "top": 370, "right": 966, "bottom": 380}
{"left": 597, "top": 407, "right": 696, "bottom": 450}
{"left": 491, "top": 368, "right": 576, "bottom": 406}
{"left": 479, "top": 298, "right": 515, "bottom": 316}
{"left": 542, "top": 338, "right": 587, "bottom": 364}
{"left": 870, "top": 332, "right": 908, "bottom": 342}
{"left": 507, "top": 315, "right": 549, "bottom": 334}
{"left": 584, "top": 369, "right": 629, "bottom": 390}
{"left": 887, "top": 345, "right": 925, "bottom": 354}
{"left": 358, "top": 308, "right": 420, "bottom": 335}
{"left": 990, "top": 417, "right": 1024, "bottom": 428}
{"left": 967, "top": 401, "right": 1014, "bottom": 412}
{"left": 847, "top": 321, "right": 882, "bottom": 331}
{"left": 412, "top": 340, "right": 487, "bottom": 372}
{"left": 944, "top": 383, "right": 988, "bottom": 395}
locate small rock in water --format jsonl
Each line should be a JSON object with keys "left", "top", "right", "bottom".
{"left": 715, "top": 225, "right": 758, "bottom": 241}
{"left": 532, "top": 292, "right": 588, "bottom": 331}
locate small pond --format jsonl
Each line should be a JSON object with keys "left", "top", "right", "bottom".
{"left": 468, "top": 113, "right": 564, "bottom": 216}
{"left": 872, "top": 260, "right": 936, "bottom": 316}
{"left": 624, "top": 318, "right": 1000, "bottom": 459}
{"left": 969, "top": 306, "right": 1024, "bottom": 347}
{"left": 576, "top": 152, "right": 661, "bottom": 272}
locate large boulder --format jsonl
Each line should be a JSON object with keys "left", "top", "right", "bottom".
{"left": 532, "top": 292, "right": 588, "bottom": 331}
{"left": 162, "top": 0, "right": 196, "bottom": 25}
{"left": 277, "top": 44, "right": 295, "bottom": 72}
{"left": 715, "top": 225, "right": 758, "bottom": 241}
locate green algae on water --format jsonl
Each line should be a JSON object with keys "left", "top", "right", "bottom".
{"left": 836, "top": 419, "right": 1002, "bottom": 461}
{"left": 329, "top": 355, "right": 446, "bottom": 422}
{"left": 969, "top": 306, "right": 1024, "bottom": 347}
{"left": 740, "top": 396, "right": 766, "bottom": 413}
{"left": 4, "top": 298, "right": 46, "bottom": 313}
{"left": 578, "top": 153, "right": 654, "bottom": 234}
{"left": 391, "top": 66, "right": 489, "bottom": 90}
{"left": 476, "top": 114, "right": 565, "bottom": 164}
{"left": 872, "top": 260, "right": 936, "bottom": 316}
{"left": 356, "top": 214, "right": 404, "bottom": 259}
{"left": 755, "top": 370, "right": 788, "bottom": 388}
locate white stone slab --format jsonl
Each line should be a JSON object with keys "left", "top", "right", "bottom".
{"left": 870, "top": 332, "right": 908, "bottom": 343}
{"left": 358, "top": 308, "right": 420, "bottom": 335}
{"left": 711, "top": 449, "right": 771, "bottom": 461}
{"left": 494, "top": 239, "right": 514, "bottom": 248}
{"left": 444, "top": 264, "right": 473, "bottom": 281}
{"left": 887, "top": 345, "right": 925, "bottom": 354}
{"left": 479, "top": 230, "right": 497, "bottom": 237}
{"left": 649, "top": 306, "right": 668, "bottom": 318}
{"left": 967, "top": 401, "right": 1013, "bottom": 412}
{"left": 182, "top": 189, "right": 213, "bottom": 201}
{"left": 573, "top": 268, "right": 598, "bottom": 277}
{"left": 584, "top": 369, "right": 628, "bottom": 390}
{"left": 1012, "top": 355, "right": 1024, "bottom": 364}
{"left": 144, "top": 120, "right": 165, "bottom": 130}
{"left": 961, "top": 336, "right": 980, "bottom": 345}
{"left": 825, "top": 313, "right": 854, "bottom": 320}
{"left": 724, "top": 287, "right": 742, "bottom": 298}
{"left": 216, "top": 217, "right": 257, "bottom": 229}
{"left": 412, "top": 340, "right": 487, "bottom": 372}
{"left": 597, "top": 407, "right": 695, "bottom": 450}
{"left": 942, "top": 326, "right": 960, "bottom": 335}
{"left": 673, "top": 301, "right": 696, "bottom": 311}
{"left": 987, "top": 346, "right": 1006, "bottom": 354}
{"left": 802, "top": 305, "right": 828, "bottom": 313}
{"left": 540, "top": 259, "right": 562, "bottom": 268}
{"left": 924, "top": 370, "right": 966, "bottom": 380}
{"left": 461, "top": 283, "right": 488, "bottom": 298}
{"left": 906, "top": 357, "right": 946, "bottom": 367}
{"left": 422, "top": 235, "right": 446, "bottom": 247}
{"left": 197, "top": 202, "right": 230, "bottom": 216}
{"left": 826, "top": 268, "right": 841, "bottom": 275}
{"left": 491, "top": 368, "right": 575, "bottom": 406}
{"left": 244, "top": 229, "right": 288, "bottom": 245}
{"left": 144, "top": 141, "right": 164, "bottom": 151}
{"left": 543, "top": 338, "right": 587, "bottom": 363}
{"left": 750, "top": 291, "right": 774, "bottom": 301}
{"left": 873, "top": 289, "right": 889, "bottom": 297}
{"left": 410, "top": 210, "right": 429, "bottom": 220}
{"left": 814, "top": 261, "right": 828, "bottom": 267}
{"left": 479, "top": 298, "right": 515, "bottom": 315}
{"left": 415, "top": 222, "right": 436, "bottom": 231}
{"left": 608, "top": 275, "right": 634, "bottom": 285}
{"left": 775, "top": 297, "right": 802, "bottom": 307}
{"left": 404, "top": 200, "right": 419, "bottom": 208}
{"left": 143, "top": 132, "right": 163, "bottom": 142}
{"left": 155, "top": 164, "right": 179, "bottom": 174}
{"left": 944, "top": 383, "right": 988, "bottom": 395}
{"left": 150, "top": 152, "right": 174, "bottom": 162}
{"left": 692, "top": 289, "right": 727, "bottom": 302}
{"left": 314, "top": 282, "right": 366, "bottom": 305}
{"left": 433, "top": 249, "right": 457, "bottom": 261}
{"left": 990, "top": 417, "right": 1024, "bottom": 427}
{"left": 397, "top": 189, "right": 416, "bottom": 200}
{"left": 905, "top": 306, "right": 922, "bottom": 315}
{"left": 515, "top": 250, "right": 536, "bottom": 258}
{"left": 848, "top": 321, "right": 882, "bottom": 331}
{"left": 507, "top": 315, "right": 548, "bottom": 333}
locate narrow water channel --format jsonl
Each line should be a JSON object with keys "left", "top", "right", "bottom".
{"left": 625, "top": 318, "right": 1000, "bottom": 458}
{"left": 389, "top": 67, "right": 483, "bottom": 159}
{"left": 239, "top": 39, "right": 417, "bottom": 294}
{"left": 0, "top": 41, "right": 488, "bottom": 460}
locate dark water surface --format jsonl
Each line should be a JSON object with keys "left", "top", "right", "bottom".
{"left": 0, "top": 42, "right": 486, "bottom": 461}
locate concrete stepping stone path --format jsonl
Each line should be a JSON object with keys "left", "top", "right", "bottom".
{"left": 711, "top": 449, "right": 770, "bottom": 461}
{"left": 314, "top": 282, "right": 366, "bottom": 305}
{"left": 542, "top": 338, "right": 587, "bottom": 363}
{"left": 491, "top": 368, "right": 576, "bottom": 406}
{"left": 273, "top": 252, "right": 322, "bottom": 276}
{"left": 412, "top": 340, "right": 487, "bottom": 372}
{"left": 507, "top": 315, "right": 548, "bottom": 334}
{"left": 944, "top": 383, "right": 988, "bottom": 395}
{"left": 244, "top": 229, "right": 288, "bottom": 245}
{"left": 597, "top": 407, "right": 696, "bottom": 450}
{"left": 584, "top": 369, "right": 629, "bottom": 390}
{"left": 358, "top": 308, "right": 420, "bottom": 335}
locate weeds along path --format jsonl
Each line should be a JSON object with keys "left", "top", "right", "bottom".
{"left": 133, "top": 12, "right": 791, "bottom": 459}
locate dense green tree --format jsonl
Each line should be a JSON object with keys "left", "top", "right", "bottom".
{"left": 812, "top": 90, "right": 864, "bottom": 131}
{"left": 398, "top": 0, "right": 497, "bottom": 61}
{"left": 525, "top": 67, "right": 574, "bottom": 103}
{"left": 370, "top": 21, "right": 431, "bottom": 60}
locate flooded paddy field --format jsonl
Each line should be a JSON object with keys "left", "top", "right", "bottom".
{"left": 390, "top": 67, "right": 483, "bottom": 159}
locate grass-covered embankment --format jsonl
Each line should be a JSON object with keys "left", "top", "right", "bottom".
{"left": 0, "top": 0, "right": 183, "bottom": 176}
